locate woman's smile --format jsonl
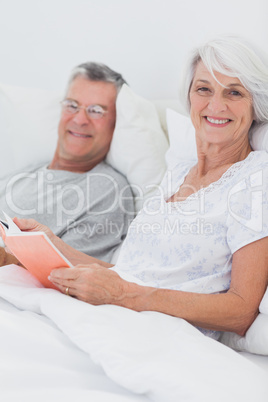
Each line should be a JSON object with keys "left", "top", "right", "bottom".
{"left": 205, "top": 116, "right": 232, "bottom": 127}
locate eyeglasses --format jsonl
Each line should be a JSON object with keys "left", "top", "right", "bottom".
{"left": 61, "top": 99, "right": 108, "bottom": 120}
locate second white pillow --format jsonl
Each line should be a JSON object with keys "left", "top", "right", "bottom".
{"left": 106, "top": 84, "right": 169, "bottom": 212}
{"left": 165, "top": 109, "right": 197, "bottom": 170}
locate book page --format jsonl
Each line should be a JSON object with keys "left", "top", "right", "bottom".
{"left": 0, "top": 210, "right": 73, "bottom": 289}
{"left": 2, "top": 211, "right": 21, "bottom": 234}
{"left": 4, "top": 232, "right": 73, "bottom": 289}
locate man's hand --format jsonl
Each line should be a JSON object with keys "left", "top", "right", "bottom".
{"left": 0, "top": 223, "right": 6, "bottom": 240}
{"left": 13, "top": 218, "right": 54, "bottom": 240}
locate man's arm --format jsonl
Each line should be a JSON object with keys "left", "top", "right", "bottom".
{"left": 0, "top": 246, "right": 21, "bottom": 267}
{"left": 52, "top": 234, "right": 114, "bottom": 268}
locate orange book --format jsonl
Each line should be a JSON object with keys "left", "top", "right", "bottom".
{"left": 0, "top": 211, "right": 73, "bottom": 289}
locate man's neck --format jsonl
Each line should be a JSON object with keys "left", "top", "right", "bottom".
{"left": 48, "top": 155, "right": 103, "bottom": 173}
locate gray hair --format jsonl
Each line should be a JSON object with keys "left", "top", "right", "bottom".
{"left": 67, "top": 62, "right": 127, "bottom": 94}
{"left": 180, "top": 35, "right": 268, "bottom": 124}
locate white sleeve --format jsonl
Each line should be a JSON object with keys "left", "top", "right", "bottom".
{"left": 227, "top": 165, "right": 268, "bottom": 253}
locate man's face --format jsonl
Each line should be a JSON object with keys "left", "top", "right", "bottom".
{"left": 57, "top": 76, "right": 117, "bottom": 166}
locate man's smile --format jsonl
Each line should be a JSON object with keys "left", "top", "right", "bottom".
{"left": 68, "top": 130, "right": 93, "bottom": 138}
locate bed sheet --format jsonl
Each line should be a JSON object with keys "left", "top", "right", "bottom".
{"left": 0, "top": 297, "right": 147, "bottom": 402}
{"left": 239, "top": 351, "right": 268, "bottom": 372}
{"left": 0, "top": 265, "right": 267, "bottom": 402}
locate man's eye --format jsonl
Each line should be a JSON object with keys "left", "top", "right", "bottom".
{"left": 89, "top": 106, "right": 104, "bottom": 115}
{"left": 64, "top": 101, "right": 78, "bottom": 111}
{"left": 69, "top": 104, "right": 78, "bottom": 110}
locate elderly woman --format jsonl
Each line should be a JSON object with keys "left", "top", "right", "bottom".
{"left": 10, "top": 35, "right": 268, "bottom": 339}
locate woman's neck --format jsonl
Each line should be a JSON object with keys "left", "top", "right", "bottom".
{"left": 195, "top": 140, "right": 252, "bottom": 176}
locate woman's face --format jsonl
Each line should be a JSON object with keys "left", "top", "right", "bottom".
{"left": 189, "top": 61, "right": 254, "bottom": 148}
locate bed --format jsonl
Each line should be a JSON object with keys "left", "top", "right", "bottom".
{"left": 0, "top": 82, "right": 268, "bottom": 401}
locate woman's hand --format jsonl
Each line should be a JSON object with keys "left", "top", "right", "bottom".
{"left": 49, "top": 264, "right": 131, "bottom": 305}
{"left": 13, "top": 217, "right": 55, "bottom": 241}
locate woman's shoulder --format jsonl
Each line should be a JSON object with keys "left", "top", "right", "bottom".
{"left": 230, "top": 151, "right": 268, "bottom": 185}
{"left": 249, "top": 150, "right": 268, "bottom": 162}
{"left": 246, "top": 150, "right": 268, "bottom": 171}
{"left": 167, "top": 159, "right": 196, "bottom": 176}
{"left": 237, "top": 151, "right": 268, "bottom": 191}
{"left": 159, "top": 160, "right": 194, "bottom": 197}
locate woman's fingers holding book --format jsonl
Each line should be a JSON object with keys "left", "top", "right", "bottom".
{"left": 49, "top": 264, "right": 126, "bottom": 305}
{"left": 49, "top": 266, "right": 83, "bottom": 297}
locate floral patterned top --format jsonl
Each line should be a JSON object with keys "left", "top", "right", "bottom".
{"left": 112, "top": 151, "right": 268, "bottom": 337}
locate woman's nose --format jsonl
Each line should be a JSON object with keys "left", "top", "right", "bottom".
{"left": 207, "top": 93, "right": 227, "bottom": 113}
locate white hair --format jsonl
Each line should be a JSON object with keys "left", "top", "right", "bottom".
{"left": 180, "top": 35, "right": 268, "bottom": 125}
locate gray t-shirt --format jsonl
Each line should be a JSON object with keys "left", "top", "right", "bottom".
{"left": 0, "top": 161, "right": 134, "bottom": 262}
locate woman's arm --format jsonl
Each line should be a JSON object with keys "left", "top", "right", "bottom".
{"left": 49, "top": 236, "right": 268, "bottom": 336}
{"left": 13, "top": 218, "right": 113, "bottom": 268}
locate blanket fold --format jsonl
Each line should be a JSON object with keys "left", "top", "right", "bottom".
{"left": 0, "top": 265, "right": 267, "bottom": 402}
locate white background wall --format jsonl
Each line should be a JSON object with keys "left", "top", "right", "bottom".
{"left": 0, "top": 0, "right": 267, "bottom": 99}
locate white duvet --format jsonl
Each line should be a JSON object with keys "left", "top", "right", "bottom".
{"left": 0, "top": 265, "right": 267, "bottom": 402}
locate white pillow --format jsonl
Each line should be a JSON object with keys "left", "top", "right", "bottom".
{"left": 165, "top": 109, "right": 268, "bottom": 169}
{"left": 106, "top": 84, "right": 169, "bottom": 212}
{"left": 0, "top": 82, "right": 168, "bottom": 213}
{"left": 250, "top": 123, "right": 268, "bottom": 152}
{"left": 0, "top": 83, "right": 61, "bottom": 177}
{"left": 259, "top": 286, "right": 268, "bottom": 314}
{"left": 165, "top": 108, "right": 197, "bottom": 169}
{"left": 152, "top": 99, "right": 183, "bottom": 137}
{"left": 220, "top": 287, "right": 268, "bottom": 356}
{"left": 220, "top": 313, "right": 268, "bottom": 356}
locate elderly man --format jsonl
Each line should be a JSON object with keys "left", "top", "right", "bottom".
{"left": 0, "top": 62, "right": 134, "bottom": 263}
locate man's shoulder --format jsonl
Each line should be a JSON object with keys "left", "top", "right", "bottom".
{"left": 0, "top": 161, "right": 47, "bottom": 182}
{"left": 90, "top": 161, "right": 129, "bottom": 186}
{"left": 85, "top": 161, "right": 134, "bottom": 213}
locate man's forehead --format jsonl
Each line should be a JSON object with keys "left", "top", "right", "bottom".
{"left": 66, "top": 77, "right": 117, "bottom": 105}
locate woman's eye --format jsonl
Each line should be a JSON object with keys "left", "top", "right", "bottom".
{"left": 229, "top": 90, "right": 241, "bottom": 97}
{"left": 197, "top": 87, "right": 210, "bottom": 95}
